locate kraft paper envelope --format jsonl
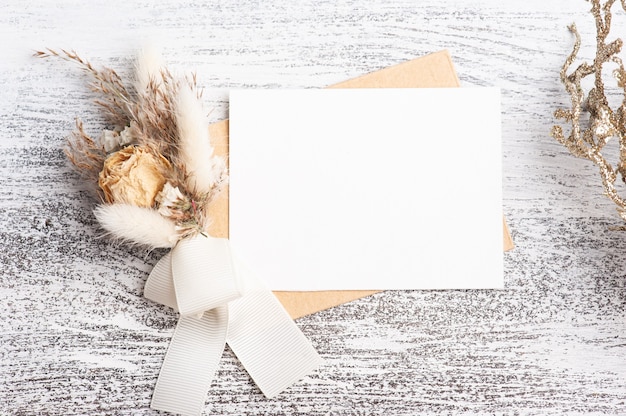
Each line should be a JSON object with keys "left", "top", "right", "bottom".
{"left": 206, "top": 50, "right": 513, "bottom": 319}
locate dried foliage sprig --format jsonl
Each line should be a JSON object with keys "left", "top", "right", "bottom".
{"left": 552, "top": 0, "right": 626, "bottom": 220}
{"left": 35, "top": 49, "right": 134, "bottom": 127}
{"left": 37, "top": 48, "right": 227, "bottom": 246}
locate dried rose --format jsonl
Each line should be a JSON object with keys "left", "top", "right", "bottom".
{"left": 99, "top": 145, "right": 171, "bottom": 207}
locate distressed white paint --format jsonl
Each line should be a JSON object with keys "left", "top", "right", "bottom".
{"left": 1, "top": 0, "right": 626, "bottom": 414}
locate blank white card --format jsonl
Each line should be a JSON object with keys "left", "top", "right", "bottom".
{"left": 229, "top": 88, "right": 503, "bottom": 291}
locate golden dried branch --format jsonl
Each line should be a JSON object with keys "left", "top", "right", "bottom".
{"left": 552, "top": 0, "right": 626, "bottom": 220}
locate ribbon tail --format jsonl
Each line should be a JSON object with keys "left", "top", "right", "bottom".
{"left": 151, "top": 306, "right": 229, "bottom": 416}
{"left": 227, "top": 287, "right": 323, "bottom": 398}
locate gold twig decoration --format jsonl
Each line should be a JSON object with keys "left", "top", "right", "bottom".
{"left": 552, "top": 0, "right": 626, "bottom": 220}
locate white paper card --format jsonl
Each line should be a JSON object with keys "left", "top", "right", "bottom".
{"left": 229, "top": 88, "right": 503, "bottom": 290}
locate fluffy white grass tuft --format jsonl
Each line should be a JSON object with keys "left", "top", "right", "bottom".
{"left": 135, "top": 45, "right": 164, "bottom": 93}
{"left": 175, "top": 85, "right": 225, "bottom": 194}
{"left": 94, "top": 204, "right": 179, "bottom": 248}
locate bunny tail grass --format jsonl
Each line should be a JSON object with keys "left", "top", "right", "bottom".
{"left": 94, "top": 204, "right": 179, "bottom": 248}
{"left": 175, "top": 85, "right": 226, "bottom": 194}
{"left": 135, "top": 45, "right": 164, "bottom": 93}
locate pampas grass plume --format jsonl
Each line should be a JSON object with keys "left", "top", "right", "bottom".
{"left": 94, "top": 204, "right": 179, "bottom": 248}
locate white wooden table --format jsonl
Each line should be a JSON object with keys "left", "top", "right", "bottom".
{"left": 1, "top": 0, "right": 625, "bottom": 414}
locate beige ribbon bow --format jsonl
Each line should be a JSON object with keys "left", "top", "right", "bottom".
{"left": 144, "top": 234, "right": 322, "bottom": 416}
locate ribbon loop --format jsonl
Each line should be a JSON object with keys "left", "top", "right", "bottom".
{"left": 144, "top": 251, "right": 178, "bottom": 310}
{"left": 144, "top": 234, "right": 322, "bottom": 416}
{"left": 171, "top": 235, "right": 241, "bottom": 317}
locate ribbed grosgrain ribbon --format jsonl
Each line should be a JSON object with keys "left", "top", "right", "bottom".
{"left": 144, "top": 234, "right": 322, "bottom": 416}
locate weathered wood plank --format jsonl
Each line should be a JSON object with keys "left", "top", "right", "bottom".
{"left": 1, "top": 0, "right": 625, "bottom": 414}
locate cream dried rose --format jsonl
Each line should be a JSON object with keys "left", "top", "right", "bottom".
{"left": 99, "top": 145, "right": 171, "bottom": 207}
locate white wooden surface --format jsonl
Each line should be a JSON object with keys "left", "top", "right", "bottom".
{"left": 2, "top": 0, "right": 626, "bottom": 414}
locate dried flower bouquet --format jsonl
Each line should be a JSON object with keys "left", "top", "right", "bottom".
{"left": 36, "top": 48, "right": 227, "bottom": 246}
{"left": 37, "top": 48, "right": 323, "bottom": 416}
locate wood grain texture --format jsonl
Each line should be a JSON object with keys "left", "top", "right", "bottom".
{"left": 1, "top": 0, "right": 625, "bottom": 414}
